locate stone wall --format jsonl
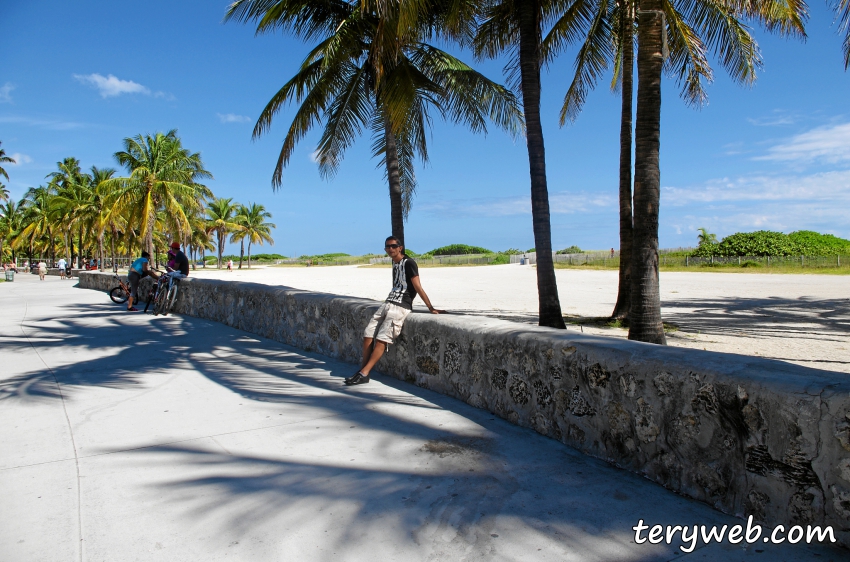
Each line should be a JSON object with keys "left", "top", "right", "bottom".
{"left": 79, "top": 271, "right": 850, "bottom": 546}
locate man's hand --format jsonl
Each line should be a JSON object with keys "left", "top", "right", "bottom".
{"left": 428, "top": 307, "right": 446, "bottom": 314}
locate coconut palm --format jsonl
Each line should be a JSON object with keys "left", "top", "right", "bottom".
{"left": 697, "top": 227, "right": 718, "bottom": 246}
{"left": 105, "top": 130, "right": 212, "bottom": 256}
{"left": 473, "top": 0, "right": 568, "bottom": 329}
{"left": 238, "top": 203, "right": 275, "bottom": 268}
{"left": 225, "top": 0, "right": 523, "bottom": 245}
{"left": 0, "top": 141, "right": 15, "bottom": 181}
{"left": 47, "top": 157, "right": 89, "bottom": 266}
{"left": 836, "top": 0, "right": 850, "bottom": 68}
{"left": 627, "top": 0, "right": 806, "bottom": 343}
{"left": 206, "top": 197, "right": 241, "bottom": 268}
{"left": 17, "top": 186, "right": 58, "bottom": 264}
{"left": 0, "top": 200, "right": 23, "bottom": 264}
{"left": 88, "top": 167, "right": 117, "bottom": 270}
{"left": 545, "top": 0, "right": 774, "bottom": 323}
{"left": 0, "top": 183, "right": 10, "bottom": 202}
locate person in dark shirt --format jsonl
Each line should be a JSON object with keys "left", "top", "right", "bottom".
{"left": 345, "top": 236, "right": 443, "bottom": 386}
{"left": 165, "top": 241, "right": 190, "bottom": 287}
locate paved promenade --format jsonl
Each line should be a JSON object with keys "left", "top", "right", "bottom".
{"left": 0, "top": 273, "right": 842, "bottom": 561}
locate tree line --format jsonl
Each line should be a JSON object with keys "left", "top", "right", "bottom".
{"left": 0, "top": 133, "right": 275, "bottom": 272}
{"left": 225, "top": 0, "right": 843, "bottom": 344}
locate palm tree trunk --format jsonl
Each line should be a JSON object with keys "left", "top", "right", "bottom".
{"left": 629, "top": 0, "right": 666, "bottom": 344}
{"left": 239, "top": 240, "right": 244, "bottom": 269}
{"left": 69, "top": 230, "right": 75, "bottom": 269}
{"left": 78, "top": 225, "right": 83, "bottom": 268}
{"left": 384, "top": 116, "right": 405, "bottom": 245}
{"left": 98, "top": 234, "right": 104, "bottom": 271}
{"left": 612, "top": 6, "right": 634, "bottom": 320}
{"left": 111, "top": 230, "right": 117, "bottom": 273}
{"left": 218, "top": 231, "right": 224, "bottom": 268}
{"left": 48, "top": 226, "right": 55, "bottom": 266}
{"left": 517, "top": 0, "right": 566, "bottom": 329}
{"left": 247, "top": 240, "right": 252, "bottom": 268}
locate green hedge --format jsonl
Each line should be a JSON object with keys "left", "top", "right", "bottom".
{"left": 427, "top": 244, "right": 493, "bottom": 255}
{"left": 692, "top": 230, "right": 850, "bottom": 257}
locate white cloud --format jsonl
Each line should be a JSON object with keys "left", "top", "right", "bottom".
{"left": 0, "top": 83, "right": 14, "bottom": 103}
{"left": 661, "top": 170, "right": 850, "bottom": 241}
{"left": 747, "top": 110, "right": 798, "bottom": 127}
{"left": 73, "top": 73, "right": 151, "bottom": 98}
{"left": 418, "top": 191, "right": 615, "bottom": 217}
{"left": 7, "top": 153, "right": 32, "bottom": 166}
{"left": 217, "top": 113, "right": 252, "bottom": 124}
{"left": 663, "top": 170, "right": 850, "bottom": 206}
{"left": 0, "top": 115, "right": 88, "bottom": 130}
{"left": 757, "top": 122, "right": 850, "bottom": 165}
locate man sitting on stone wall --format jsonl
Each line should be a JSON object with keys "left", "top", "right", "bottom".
{"left": 345, "top": 236, "right": 444, "bottom": 386}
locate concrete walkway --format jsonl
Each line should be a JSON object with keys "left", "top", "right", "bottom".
{"left": 0, "top": 273, "right": 842, "bottom": 561}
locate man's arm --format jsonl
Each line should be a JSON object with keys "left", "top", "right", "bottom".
{"left": 410, "top": 276, "right": 444, "bottom": 314}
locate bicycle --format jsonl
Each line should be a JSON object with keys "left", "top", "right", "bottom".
{"left": 109, "top": 274, "right": 131, "bottom": 304}
{"left": 154, "top": 274, "right": 181, "bottom": 316}
{"left": 137, "top": 271, "right": 162, "bottom": 312}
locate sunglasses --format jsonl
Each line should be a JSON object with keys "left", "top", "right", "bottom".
{"left": 385, "top": 244, "right": 401, "bottom": 249}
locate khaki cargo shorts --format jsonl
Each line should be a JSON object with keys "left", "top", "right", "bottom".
{"left": 364, "top": 302, "right": 411, "bottom": 344}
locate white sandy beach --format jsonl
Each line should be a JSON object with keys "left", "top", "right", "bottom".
{"left": 191, "top": 263, "right": 850, "bottom": 374}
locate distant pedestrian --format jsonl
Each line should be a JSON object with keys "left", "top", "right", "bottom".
{"left": 37, "top": 260, "right": 47, "bottom": 281}
{"left": 345, "top": 236, "right": 444, "bottom": 386}
{"left": 227, "top": 259, "right": 233, "bottom": 272}
{"left": 610, "top": 248, "right": 615, "bottom": 258}
{"left": 57, "top": 257, "right": 67, "bottom": 279}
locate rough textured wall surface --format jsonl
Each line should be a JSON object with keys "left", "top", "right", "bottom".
{"left": 79, "top": 271, "right": 850, "bottom": 545}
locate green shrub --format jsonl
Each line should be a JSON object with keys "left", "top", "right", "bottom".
{"left": 428, "top": 244, "right": 493, "bottom": 255}
{"left": 556, "top": 245, "right": 582, "bottom": 254}
{"left": 787, "top": 231, "right": 850, "bottom": 256}
{"left": 526, "top": 247, "right": 535, "bottom": 253}
{"left": 741, "top": 260, "right": 761, "bottom": 268}
{"left": 501, "top": 248, "right": 522, "bottom": 255}
{"left": 490, "top": 254, "right": 510, "bottom": 264}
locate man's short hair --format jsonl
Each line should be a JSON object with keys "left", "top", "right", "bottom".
{"left": 141, "top": 251, "right": 151, "bottom": 258}
{"left": 385, "top": 236, "right": 403, "bottom": 246}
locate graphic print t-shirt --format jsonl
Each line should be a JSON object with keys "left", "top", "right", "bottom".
{"left": 385, "top": 257, "right": 419, "bottom": 310}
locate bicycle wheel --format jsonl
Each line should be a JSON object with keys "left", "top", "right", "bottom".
{"left": 162, "top": 285, "right": 178, "bottom": 316}
{"left": 109, "top": 286, "right": 129, "bottom": 304}
{"left": 153, "top": 287, "right": 168, "bottom": 316}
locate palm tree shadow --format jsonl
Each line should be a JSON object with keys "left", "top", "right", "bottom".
{"left": 660, "top": 295, "right": 850, "bottom": 341}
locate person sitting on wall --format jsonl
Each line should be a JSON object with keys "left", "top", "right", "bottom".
{"left": 165, "top": 242, "right": 190, "bottom": 287}
{"left": 345, "top": 235, "right": 444, "bottom": 386}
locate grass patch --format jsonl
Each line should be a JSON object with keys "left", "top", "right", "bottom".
{"left": 564, "top": 315, "right": 678, "bottom": 333}
{"left": 553, "top": 262, "right": 850, "bottom": 275}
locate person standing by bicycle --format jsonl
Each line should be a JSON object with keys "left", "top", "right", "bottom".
{"left": 127, "top": 251, "right": 160, "bottom": 312}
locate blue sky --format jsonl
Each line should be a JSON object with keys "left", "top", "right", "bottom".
{"left": 1, "top": 0, "right": 848, "bottom": 256}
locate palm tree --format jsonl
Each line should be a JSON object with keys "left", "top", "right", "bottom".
{"left": 105, "top": 130, "right": 212, "bottom": 256}
{"left": 628, "top": 0, "right": 806, "bottom": 343}
{"left": 225, "top": 0, "right": 522, "bottom": 246}
{"left": 473, "top": 0, "right": 567, "bottom": 329}
{"left": 0, "top": 141, "right": 15, "bottom": 181}
{"left": 17, "top": 186, "right": 57, "bottom": 265}
{"left": 206, "top": 197, "right": 241, "bottom": 268}
{"left": 0, "top": 183, "right": 10, "bottom": 202}
{"left": 239, "top": 203, "right": 275, "bottom": 268}
{"left": 47, "top": 157, "right": 88, "bottom": 266}
{"left": 0, "top": 200, "right": 23, "bottom": 265}
{"left": 697, "top": 227, "right": 718, "bottom": 246}
{"left": 545, "top": 0, "right": 771, "bottom": 323}
{"left": 88, "top": 167, "right": 116, "bottom": 270}
{"left": 833, "top": 0, "right": 849, "bottom": 68}
{"left": 232, "top": 204, "right": 250, "bottom": 269}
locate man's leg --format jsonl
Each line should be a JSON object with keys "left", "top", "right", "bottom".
{"left": 359, "top": 339, "right": 387, "bottom": 376}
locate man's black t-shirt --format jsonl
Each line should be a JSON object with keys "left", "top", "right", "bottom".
{"left": 175, "top": 251, "right": 190, "bottom": 276}
{"left": 385, "top": 256, "right": 418, "bottom": 310}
